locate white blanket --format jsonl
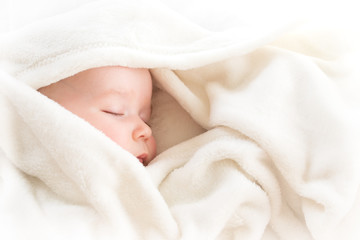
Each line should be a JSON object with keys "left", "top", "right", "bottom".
{"left": 1, "top": 0, "right": 360, "bottom": 239}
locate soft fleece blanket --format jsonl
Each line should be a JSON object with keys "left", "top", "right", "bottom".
{"left": 1, "top": 0, "right": 360, "bottom": 239}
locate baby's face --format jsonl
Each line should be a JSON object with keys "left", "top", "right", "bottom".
{"left": 38, "top": 66, "right": 156, "bottom": 165}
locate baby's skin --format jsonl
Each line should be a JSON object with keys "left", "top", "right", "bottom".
{"left": 38, "top": 66, "right": 156, "bottom": 165}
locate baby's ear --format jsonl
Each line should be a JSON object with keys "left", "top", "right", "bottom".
{"left": 150, "top": 88, "right": 205, "bottom": 154}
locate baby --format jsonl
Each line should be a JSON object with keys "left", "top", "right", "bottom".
{"left": 38, "top": 66, "right": 156, "bottom": 166}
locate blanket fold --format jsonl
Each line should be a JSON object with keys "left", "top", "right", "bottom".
{"left": 1, "top": 0, "right": 360, "bottom": 239}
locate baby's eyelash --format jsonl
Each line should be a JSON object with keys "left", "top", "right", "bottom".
{"left": 102, "top": 110, "right": 124, "bottom": 116}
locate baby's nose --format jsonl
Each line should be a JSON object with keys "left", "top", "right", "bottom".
{"left": 133, "top": 117, "right": 152, "bottom": 140}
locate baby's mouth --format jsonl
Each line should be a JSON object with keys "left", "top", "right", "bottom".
{"left": 137, "top": 153, "right": 148, "bottom": 165}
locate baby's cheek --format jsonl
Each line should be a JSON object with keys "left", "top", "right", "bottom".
{"left": 94, "top": 120, "right": 128, "bottom": 148}
{"left": 148, "top": 136, "right": 157, "bottom": 160}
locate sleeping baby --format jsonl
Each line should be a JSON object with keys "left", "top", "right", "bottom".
{"left": 38, "top": 66, "right": 157, "bottom": 166}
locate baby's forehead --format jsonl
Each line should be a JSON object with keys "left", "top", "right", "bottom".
{"left": 63, "top": 66, "right": 153, "bottom": 98}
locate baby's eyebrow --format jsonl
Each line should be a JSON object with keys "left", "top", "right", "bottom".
{"left": 100, "top": 89, "right": 131, "bottom": 100}
{"left": 103, "top": 89, "right": 128, "bottom": 96}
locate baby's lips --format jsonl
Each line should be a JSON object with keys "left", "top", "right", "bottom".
{"left": 137, "top": 153, "right": 148, "bottom": 165}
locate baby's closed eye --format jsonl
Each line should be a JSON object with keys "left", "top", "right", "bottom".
{"left": 102, "top": 110, "right": 124, "bottom": 117}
